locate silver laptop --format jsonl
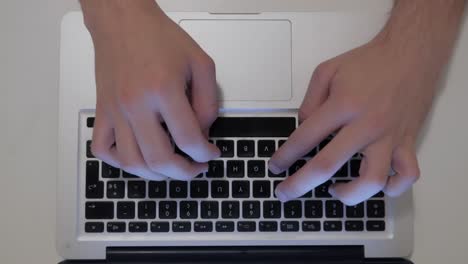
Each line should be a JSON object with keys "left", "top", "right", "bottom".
{"left": 57, "top": 4, "right": 414, "bottom": 264}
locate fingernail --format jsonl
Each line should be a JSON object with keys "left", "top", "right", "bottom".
{"left": 328, "top": 186, "right": 337, "bottom": 197}
{"left": 275, "top": 188, "right": 289, "bottom": 202}
{"left": 268, "top": 162, "right": 282, "bottom": 175}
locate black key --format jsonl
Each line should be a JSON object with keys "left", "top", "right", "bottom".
{"left": 258, "top": 140, "right": 275, "bottom": 157}
{"left": 107, "top": 222, "right": 125, "bottom": 233}
{"left": 242, "top": 201, "right": 260, "bottom": 219}
{"left": 259, "top": 221, "right": 278, "bottom": 232}
{"left": 216, "top": 140, "right": 234, "bottom": 157}
{"left": 159, "top": 201, "right": 177, "bottom": 219}
{"left": 222, "top": 201, "right": 240, "bottom": 219}
{"left": 150, "top": 222, "right": 170, "bottom": 232}
{"left": 350, "top": 160, "right": 361, "bottom": 177}
{"left": 211, "top": 181, "right": 229, "bottom": 198}
{"left": 207, "top": 160, "right": 224, "bottom": 178}
{"left": 201, "top": 201, "right": 219, "bottom": 219}
{"left": 86, "top": 160, "right": 99, "bottom": 183}
{"left": 302, "top": 221, "right": 321, "bottom": 232}
{"left": 226, "top": 160, "right": 245, "bottom": 178}
{"left": 325, "top": 200, "right": 344, "bottom": 218}
{"left": 324, "top": 221, "right": 342, "bottom": 231}
{"left": 194, "top": 221, "right": 213, "bottom": 232}
{"left": 345, "top": 221, "right": 364, "bottom": 231}
{"left": 128, "top": 181, "right": 146, "bottom": 198}
{"left": 305, "top": 200, "right": 323, "bottom": 218}
{"left": 238, "top": 140, "right": 255, "bottom": 157}
{"left": 238, "top": 221, "right": 256, "bottom": 232}
{"left": 122, "top": 171, "right": 139, "bottom": 178}
{"left": 273, "top": 181, "right": 282, "bottom": 198}
{"left": 138, "top": 201, "right": 156, "bottom": 219}
{"left": 173, "top": 222, "right": 191, "bottom": 232}
{"left": 288, "top": 160, "right": 306, "bottom": 175}
{"left": 268, "top": 170, "right": 286, "bottom": 178}
{"left": 232, "top": 181, "right": 250, "bottom": 198}
{"left": 129, "top": 222, "right": 148, "bottom": 233}
{"left": 216, "top": 221, "right": 235, "bottom": 232}
{"left": 284, "top": 200, "right": 302, "bottom": 218}
{"left": 304, "top": 147, "right": 318, "bottom": 158}
{"left": 278, "top": 140, "right": 286, "bottom": 148}
{"left": 281, "top": 221, "right": 299, "bottom": 232}
{"left": 367, "top": 220, "right": 386, "bottom": 231}
{"left": 353, "top": 152, "right": 363, "bottom": 159}
{"left": 86, "top": 181, "right": 104, "bottom": 199}
{"left": 315, "top": 180, "right": 333, "bottom": 198}
{"left": 301, "top": 190, "right": 313, "bottom": 198}
{"left": 101, "top": 162, "right": 120, "bottom": 178}
{"left": 373, "top": 192, "right": 385, "bottom": 198}
{"left": 148, "top": 181, "right": 167, "bottom": 198}
{"left": 180, "top": 201, "right": 198, "bottom": 219}
{"left": 87, "top": 117, "right": 95, "bottom": 128}
{"left": 106, "top": 181, "right": 125, "bottom": 199}
{"left": 86, "top": 140, "right": 94, "bottom": 158}
{"left": 85, "top": 202, "right": 113, "bottom": 219}
{"left": 85, "top": 222, "right": 104, "bottom": 233}
{"left": 190, "top": 181, "right": 208, "bottom": 198}
{"left": 209, "top": 117, "right": 296, "bottom": 138}
{"left": 263, "top": 201, "right": 281, "bottom": 219}
{"left": 367, "top": 200, "right": 385, "bottom": 218}
{"left": 333, "top": 164, "right": 349, "bottom": 178}
{"left": 117, "top": 202, "right": 135, "bottom": 219}
{"left": 346, "top": 203, "right": 364, "bottom": 218}
{"left": 253, "top": 181, "right": 271, "bottom": 198}
{"left": 169, "top": 181, "right": 187, "bottom": 198}
{"left": 319, "top": 137, "right": 332, "bottom": 150}
{"left": 195, "top": 173, "right": 203, "bottom": 179}
{"left": 248, "top": 160, "right": 265, "bottom": 178}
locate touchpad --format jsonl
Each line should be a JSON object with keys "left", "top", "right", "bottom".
{"left": 180, "top": 20, "right": 292, "bottom": 101}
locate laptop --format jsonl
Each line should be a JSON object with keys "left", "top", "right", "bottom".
{"left": 57, "top": 4, "right": 414, "bottom": 264}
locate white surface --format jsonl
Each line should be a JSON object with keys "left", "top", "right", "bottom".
{"left": 1, "top": 0, "right": 467, "bottom": 263}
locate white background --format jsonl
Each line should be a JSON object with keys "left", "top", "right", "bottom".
{"left": 1, "top": 1, "right": 467, "bottom": 263}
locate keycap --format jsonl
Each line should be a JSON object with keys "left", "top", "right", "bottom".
{"left": 117, "top": 201, "right": 135, "bottom": 219}
{"left": 319, "top": 137, "right": 332, "bottom": 150}
{"left": 288, "top": 160, "right": 306, "bottom": 175}
{"left": 278, "top": 140, "right": 286, "bottom": 148}
{"left": 302, "top": 221, "right": 321, "bottom": 232}
{"left": 281, "top": 221, "right": 299, "bottom": 232}
{"left": 190, "top": 181, "right": 208, "bottom": 198}
{"left": 151, "top": 222, "right": 170, "bottom": 232}
{"left": 159, "top": 201, "right": 177, "bottom": 219}
{"left": 268, "top": 170, "right": 286, "bottom": 178}
{"left": 122, "top": 171, "right": 139, "bottom": 178}
{"left": 284, "top": 201, "right": 302, "bottom": 218}
{"left": 350, "top": 160, "right": 361, "bottom": 177}
{"left": 304, "top": 147, "right": 318, "bottom": 158}
{"left": 258, "top": 140, "right": 275, "bottom": 157}
{"left": 216, "top": 140, "right": 234, "bottom": 157}
{"left": 207, "top": 160, "right": 224, "bottom": 178}
{"left": 367, "top": 200, "right": 385, "bottom": 218}
{"left": 253, "top": 181, "right": 271, "bottom": 198}
{"left": 86, "top": 160, "right": 99, "bottom": 183}
{"left": 345, "top": 221, "right": 364, "bottom": 231}
{"left": 180, "top": 201, "right": 198, "bottom": 219}
{"left": 148, "top": 181, "right": 167, "bottom": 198}
{"left": 216, "top": 221, "right": 235, "bottom": 232}
{"left": 263, "top": 201, "right": 281, "bottom": 219}
{"left": 259, "top": 221, "right": 278, "bottom": 232}
{"left": 326, "top": 200, "right": 344, "bottom": 218}
{"left": 211, "top": 181, "right": 229, "bottom": 198}
{"left": 238, "top": 140, "right": 255, "bottom": 157}
{"left": 222, "top": 201, "right": 239, "bottom": 219}
{"left": 242, "top": 201, "right": 260, "bottom": 219}
{"left": 107, "top": 181, "right": 125, "bottom": 199}
{"left": 173, "top": 222, "right": 191, "bottom": 232}
{"left": 85, "top": 222, "right": 104, "bottom": 233}
{"left": 128, "top": 181, "right": 146, "bottom": 198}
{"left": 324, "top": 221, "right": 342, "bottom": 231}
{"left": 138, "top": 201, "right": 156, "bottom": 219}
{"left": 87, "top": 117, "right": 95, "bottom": 128}
{"left": 209, "top": 117, "right": 296, "bottom": 138}
{"left": 305, "top": 200, "right": 323, "bottom": 218}
{"left": 85, "top": 202, "right": 114, "bottom": 219}
{"left": 195, "top": 173, "right": 203, "bottom": 179}
{"left": 232, "top": 181, "right": 250, "bottom": 198}
{"left": 346, "top": 203, "right": 364, "bottom": 218}
{"left": 301, "top": 190, "right": 313, "bottom": 198}
{"left": 201, "top": 201, "right": 219, "bottom": 219}
{"left": 169, "top": 181, "right": 187, "bottom": 198}
{"left": 86, "top": 181, "right": 104, "bottom": 199}
{"left": 367, "top": 221, "right": 386, "bottom": 231}
{"left": 333, "top": 164, "right": 348, "bottom": 178}
{"left": 194, "top": 221, "right": 213, "bottom": 232}
{"left": 129, "top": 222, "right": 148, "bottom": 233}
{"left": 373, "top": 192, "right": 385, "bottom": 198}
{"left": 248, "top": 160, "right": 265, "bottom": 178}
{"left": 238, "top": 221, "right": 256, "bottom": 232}
{"left": 86, "top": 140, "right": 94, "bottom": 158}
{"left": 107, "top": 222, "right": 126, "bottom": 233}
{"left": 315, "top": 180, "right": 333, "bottom": 198}
{"left": 226, "top": 160, "right": 245, "bottom": 178}
{"left": 101, "top": 163, "right": 120, "bottom": 178}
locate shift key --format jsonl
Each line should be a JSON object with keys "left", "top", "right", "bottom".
{"left": 86, "top": 202, "right": 114, "bottom": 219}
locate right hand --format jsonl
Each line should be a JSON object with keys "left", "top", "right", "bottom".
{"left": 84, "top": 1, "right": 220, "bottom": 181}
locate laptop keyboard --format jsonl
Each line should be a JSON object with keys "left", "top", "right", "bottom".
{"left": 83, "top": 116, "right": 386, "bottom": 234}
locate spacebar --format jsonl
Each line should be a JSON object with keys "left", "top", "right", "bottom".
{"left": 209, "top": 117, "right": 296, "bottom": 138}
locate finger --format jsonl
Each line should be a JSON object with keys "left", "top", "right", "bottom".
{"left": 328, "top": 139, "right": 392, "bottom": 206}
{"left": 91, "top": 106, "right": 120, "bottom": 168}
{"left": 383, "top": 144, "right": 420, "bottom": 197}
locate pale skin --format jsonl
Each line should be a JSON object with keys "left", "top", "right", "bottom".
{"left": 80, "top": 0, "right": 466, "bottom": 205}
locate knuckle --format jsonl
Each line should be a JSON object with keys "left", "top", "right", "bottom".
{"left": 312, "top": 156, "right": 337, "bottom": 175}
{"left": 116, "top": 87, "right": 143, "bottom": 111}
{"left": 312, "top": 61, "right": 334, "bottom": 85}
{"left": 196, "top": 54, "right": 216, "bottom": 74}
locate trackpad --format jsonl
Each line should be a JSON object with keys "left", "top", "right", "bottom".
{"left": 180, "top": 20, "right": 292, "bottom": 101}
